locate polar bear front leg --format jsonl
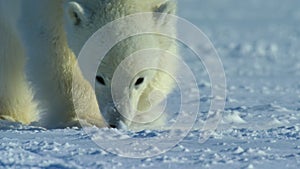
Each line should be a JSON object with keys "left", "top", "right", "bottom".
{"left": 16, "top": 0, "right": 107, "bottom": 128}
{"left": 0, "top": 19, "right": 39, "bottom": 124}
{"left": 23, "top": 33, "right": 106, "bottom": 128}
{"left": 22, "top": 34, "right": 106, "bottom": 128}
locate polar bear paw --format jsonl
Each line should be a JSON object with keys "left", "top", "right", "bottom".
{"left": 0, "top": 115, "right": 17, "bottom": 122}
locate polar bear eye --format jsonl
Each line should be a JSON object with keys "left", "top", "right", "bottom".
{"left": 96, "top": 76, "right": 106, "bottom": 85}
{"left": 135, "top": 77, "right": 145, "bottom": 86}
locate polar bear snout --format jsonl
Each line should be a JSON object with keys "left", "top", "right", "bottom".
{"left": 104, "top": 105, "right": 119, "bottom": 126}
{"left": 103, "top": 103, "right": 127, "bottom": 129}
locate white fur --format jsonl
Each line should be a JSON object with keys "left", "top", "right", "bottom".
{"left": 92, "top": 0, "right": 178, "bottom": 130}
{"left": 0, "top": 0, "right": 177, "bottom": 130}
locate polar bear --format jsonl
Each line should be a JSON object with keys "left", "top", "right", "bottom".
{"left": 0, "top": 0, "right": 178, "bottom": 129}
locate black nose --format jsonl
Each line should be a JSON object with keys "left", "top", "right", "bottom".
{"left": 109, "top": 124, "right": 117, "bottom": 128}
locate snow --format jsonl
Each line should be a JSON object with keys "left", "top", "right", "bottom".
{"left": 1, "top": 0, "right": 300, "bottom": 168}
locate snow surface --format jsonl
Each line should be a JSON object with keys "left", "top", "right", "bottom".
{"left": 1, "top": 0, "right": 300, "bottom": 168}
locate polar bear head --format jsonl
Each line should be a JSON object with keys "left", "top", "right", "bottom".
{"left": 63, "top": 0, "right": 177, "bottom": 129}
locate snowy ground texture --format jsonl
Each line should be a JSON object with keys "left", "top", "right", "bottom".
{"left": 1, "top": 0, "right": 300, "bottom": 168}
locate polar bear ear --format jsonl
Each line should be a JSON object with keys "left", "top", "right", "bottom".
{"left": 65, "top": 2, "right": 88, "bottom": 26}
{"left": 153, "top": 0, "right": 177, "bottom": 25}
{"left": 154, "top": 0, "right": 176, "bottom": 14}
